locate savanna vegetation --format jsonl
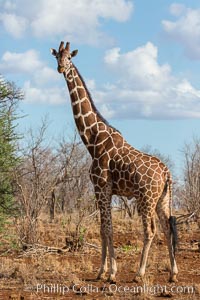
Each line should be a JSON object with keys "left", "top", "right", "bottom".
{"left": 0, "top": 76, "right": 199, "bottom": 299}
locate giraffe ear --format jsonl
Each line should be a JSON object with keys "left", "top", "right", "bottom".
{"left": 50, "top": 48, "right": 57, "bottom": 56}
{"left": 71, "top": 50, "right": 78, "bottom": 57}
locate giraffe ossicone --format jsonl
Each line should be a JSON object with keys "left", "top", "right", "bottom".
{"left": 51, "top": 41, "right": 178, "bottom": 283}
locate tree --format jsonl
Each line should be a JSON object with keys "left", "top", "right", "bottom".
{"left": 56, "top": 131, "right": 93, "bottom": 214}
{"left": 14, "top": 119, "right": 62, "bottom": 244}
{"left": 0, "top": 76, "right": 23, "bottom": 214}
{"left": 178, "top": 138, "right": 200, "bottom": 217}
{"left": 14, "top": 120, "right": 93, "bottom": 244}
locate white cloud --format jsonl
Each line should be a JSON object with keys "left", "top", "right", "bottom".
{"left": 0, "top": 12, "right": 27, "bottom": 38}
{"left": 0, "top": 0, "right": 133, "bottom": 44}
{"left": 86, "top": 79, "right": 96, "bottom": 90}
{"left": 162, "top": 4, "right": 200, "bottom": 59}
{"left": 169, "top": 3, "right": 186, "bottom": 16}
{"left": 1, "top": 43, "right": 199, "bottom": 120}
{"left": 104, "top": 47, "right": 121, "bottom": 64}
{"left": 3, "top": 1, "right": 17, "bottom": 10}
{"left": 90, "top": 42, "right": 200, "bottom": 119}
{"left": 0, "top": 49, "right": 43, "bottom": 74}
{"left": 0, "top": 49, "right": 66, "bottom": 105}
{"left": 33, "top": 67, "right": 60, "bottom": 87}
{"left": 104, "top": 42, "right": 171, "bottom": 90}
{"left": 23, "top": 81, "right": 66, "bottom": 105}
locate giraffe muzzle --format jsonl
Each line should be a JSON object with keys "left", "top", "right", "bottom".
{"left": 57, "top": 66, "right": 65, "bottom": 73}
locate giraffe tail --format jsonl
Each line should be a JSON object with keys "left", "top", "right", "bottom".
{"left": 167, "top": 176, "right": 178, "bottom": 256}
{"left": 169, "top": 215, "right": 178, "bottom": 256}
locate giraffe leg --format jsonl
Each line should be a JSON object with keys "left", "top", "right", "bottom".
{"left": 96, "top": 224, "right": 108, "bottom": 280}
{"left": 106, "top": 212, "right": 117, "bottom": 283}
{"left": 156, "top": 206, "right": 178, "bottom": 282}
{"left": 96, "top": 198, "right": 117, "bottom": 283}
{"left": 134, "top": 215, "right": 156, "bottom": 282}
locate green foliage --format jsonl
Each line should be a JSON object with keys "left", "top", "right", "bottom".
{"left": 0, "top": 75, "right": 23, "bottom": 214}
{"left": 0, "top": 214, "right": 19, "bottom": 251}
{"left": 120, "top": 243, "right": 140, "bottom": 253}
{"left": 0, "top": 213, "right": 9, "bottom": 234}
{"left": 121, "top": 244, "right": 133, "bottom": 253}
{"left": 78, "top": 226, "right": 86, "bottom": 243}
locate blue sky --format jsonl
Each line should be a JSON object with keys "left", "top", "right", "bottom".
{"left": 0, "top": 0, "right": 200, "bottom": 176}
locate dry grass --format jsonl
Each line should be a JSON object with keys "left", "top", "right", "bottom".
{"left": 0, "top": 212, "right": 199, "bottom": 299}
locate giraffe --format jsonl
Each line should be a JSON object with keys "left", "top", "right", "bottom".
{"left": 51, "top": 41, "right": 178, "bottom": 283}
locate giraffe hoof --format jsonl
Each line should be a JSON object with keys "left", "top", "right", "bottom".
{"left": 169, "top": 275, "right": 178, "bottom": 283}
{"left": 96, "top": 272, "right": 107, "bottom": 281}
{"left": 133, "top": 274, "right": 143, "bottom": 283}
{"left": 107, "top": 275, "right": 116, "bottom": 284}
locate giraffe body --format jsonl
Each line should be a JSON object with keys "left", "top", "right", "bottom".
{"left": 51, "top": 42, "right": 178, "bottom": 283}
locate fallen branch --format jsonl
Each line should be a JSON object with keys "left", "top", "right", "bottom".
{"left": 84, "top": 210, "right": 99, "bottom": 219}
{"left": 18, "top": 239, "right": 100, "bottom": 257}
{"left": 18, "top": 243, "right": 69, "bottom": 257}
{"left": 176, "top": 211, "right": 197, "bottom": 225}
{"left": 85, "top": 242, "right": 100, "bottom": 250}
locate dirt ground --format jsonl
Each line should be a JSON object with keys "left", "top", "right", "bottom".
{"left": 0, "top": 213, "right": 199, "bottom": 300}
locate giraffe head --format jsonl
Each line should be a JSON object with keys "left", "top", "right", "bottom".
{"left": 50, "top": 41, "right": 78, "bottom": 73}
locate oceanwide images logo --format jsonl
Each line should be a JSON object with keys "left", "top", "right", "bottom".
{"left": 35, "top": 283, "right": 195, "bottom": 296}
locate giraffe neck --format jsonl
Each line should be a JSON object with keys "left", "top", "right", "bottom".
{"left": 64, "top": 63, "right": 111, "bottom": 156}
